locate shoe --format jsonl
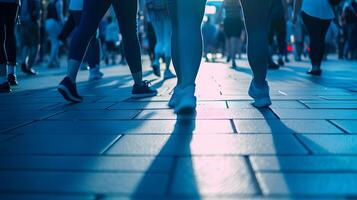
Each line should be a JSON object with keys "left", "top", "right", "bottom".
{"left": 278, "top": 58, "right": 285, "bottom": 66}
{"left": 248, "top": 80, "right": 272, "bottom": 108}
{"left": 307, "top": 69, "right": 322, "bottom": 76}
{"left": 131, "top": 80, "right": 158, "bottom": 99}
{"left": 89, "top": 67, "right": 104, "bottom": 81}
{"left": 21, "top": 63, "right": 28, "bottom": 73}
{"left": 0, "top": 82, "right": 11, "bottom": 93}
{"left": 168, "top": 85, "right": 183, "bottom": 108}
{"left": 232, "top": 61, "right": 237, "bottom": 68}
{"left": 268, "top": 62, "right": 280, "bottom": 70}
{"left": 163, "top": 69, "right": 176, "bottom": 80}
{"left": 174, "top": 85, "right": 197, "bottom": 114}
{"left": 285, "top": 57, "right": 290, "bottom": 63}
{"left": 7, "top": 74, "right": 18, "bottom": 86}
{"left": 152, "top": 64, "right": 161, "bottom": 77}
{"left": 226, "top": 56, "right": 231, "bottom": 63}
{"left": 22, "top": 63, "right": 37, "bottom": 75}
{"left": 57, "top": 77, "right": 83, "bottom": 103}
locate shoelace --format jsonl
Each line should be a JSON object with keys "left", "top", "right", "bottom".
{"left": 142, "top": 80, "right": 152, "bottom": 88}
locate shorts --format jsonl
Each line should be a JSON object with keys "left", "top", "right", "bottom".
{"left": 224, "top": 17, "right": 244, "bottom": 38}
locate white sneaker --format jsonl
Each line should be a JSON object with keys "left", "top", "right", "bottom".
{"left": 89, "top": 67, "right": 104, "bottom": 81}
{"left": 174, "top": 85, "right": 197, "bottom": 114}
{"left": 168, "top": 86, "right": 181, "bottom": 108}
{"left": 248, "top": 80, "right": 272, "bottom": 108}
{"left": 164, "top": 69, "right": 176, "bottom": 80}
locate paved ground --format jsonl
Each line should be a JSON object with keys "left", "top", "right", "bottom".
{"left": 1, "top": 56, "right": 357, "bottom": 199}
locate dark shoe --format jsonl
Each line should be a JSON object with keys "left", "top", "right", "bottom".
{"left": 152, "top": 64, "right": 161, "bottom": 77}
{"left": 21, "top": 63, "right": 28, "bottom": 73}
{"left": 278, "top": 58, "right": 285, "bottom": 66}
{"left": 57, "top": 77, "right": 83, "bottom": 103}
{"left": 268, "top": 62, "right": 280, "bottom": 70}
{"left": 22, "top": 63, "right": 37, "bottom": 75}
{"left": 132, "top": 80, "right": 158, "bottom": 99}
{"left": 0, "top": 82, "right": 11, "bottom": 93}
{"left": 307, "top": 69, "right": 322, "bottom": 76}
{"left": 7, "top": 74, "right": 18, "bottom": 86}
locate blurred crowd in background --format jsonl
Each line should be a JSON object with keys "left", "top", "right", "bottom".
{"left": 3, "top": 0, "right": 357, "bottom": 76}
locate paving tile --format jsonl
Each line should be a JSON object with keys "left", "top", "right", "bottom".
{"left": 0, "top": 171, "right": 169, "bottom": 195}
{"left": 256, "top": 172, "right": 357, "bottom": 195}
{"left": 0, "top": 121, "right": 29, "bottom": 133}
{"left": 331, "top": 120, "right": 357, "bottom": 134}
{"left": 135, "top": 108, "right": 277, "bottom": 120}
{"left": 109, "top": 101, "right": 227, "bottom": 110}
{"left": 320, "top": 95, "right": 357, "bottom": 100}
{"left": 0, "top": 155, "right": 173, "bottom": 172}
{"left": 0, "top": 111, "right": 59, "bottom": 121}
{"left": 272, "top": 109, "right": 357, "bottom": 119}
{"left": 228, "top": 101, "right": 306, "bottom": 109}
{"left": 48, "top": 110, "right": 140, "bottom": 120}
{"left": 304, "top": 103, "right": 357, "bottom": 109}
{"left": 45, "top": 102, "right": 115, "bottom": 111}
{"left": 170, "top": 156, "right": 258, "bottom": 196}
{"left": 0, "top": 103, "right": 58, "bottom": 111}
{"left": 0, "top": 134, "right": 121, "bottom": 155}
{"left": 107, "top": 134, "right": 308, "bottom": 156}
{"left": 234, "top": 120, "right": 343, "bottom": 134}
{"left": 0, "top": 194, "right": 94, "bottom": 200}
{"left": 8, "top": 120, "right": 233, "bottom": 135}
{"left": 297, "top": 135, "right": 357, "bottom": 154}
{"left": 250, "top": 156, "right": 357, "bottom": 172}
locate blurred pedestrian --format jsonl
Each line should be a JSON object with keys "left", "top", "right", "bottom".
{"left": 293, "top": 0, "right": 335, "bottom": 76}
{"left": 0, "top": 0, "right": 20, "bottom": 92}
{"left": 57, "top": 0, "right": 157, "bottom": 103}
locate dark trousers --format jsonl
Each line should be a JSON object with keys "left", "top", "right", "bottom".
{"left": 68, "top": 0, "right": 142, "bottom": 73}
{"left": 71, "top": 11, "right": 100, "bottom": 69}
{"left": 0, "top": 3, "right": 18, "bottom": 65}
{"left": 269, "top": 16, "right": 287, "bottom": 56}
{"left": 302, "top": 12, "right": 331, "bottom": 67}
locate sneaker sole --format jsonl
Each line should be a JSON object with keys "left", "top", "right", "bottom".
{"left": 131, "top": 92, "right": 158, "bottom": 99}
{"left": 252, "top": 97, "right": 272, "bottom": 108}
{"left": 57, "top": 85, "right": 82, "bottom": 103}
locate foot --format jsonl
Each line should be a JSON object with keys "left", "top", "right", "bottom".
{"left": 226, "top": 56, "right": 231, "bottom": 63}
{"left": 307, "top": 69, "right": 322, "bottom": 76}
{"left": 248, "top": 80, "right": 272, "bottom": 108}
{"left": 22, "top": 64, "right": 37, "bottom": 75}
{"left": 232, "top": 61, "right": 237, "bottom": 68}
{"left": 163, "top": 69, "right": 176, "bottom": 80}
{"left": 152, "top": 64, "right": 161, "bottom": 77}
{"left": 278, "top": 58, "right": 285, "bottom": 66}
{"left": 174, "top": 85, "right": 197, "bottom": 114}
{"left": 0, "top": 82, "right": 11, "bottom": 93}
{"left": 168, "top": 85, "right": 183, "bottom": 108}
{"left": 7, "top": 74, "right": 18, "bottom": 86}
{"left": 268, "top": 62, "right": 280, "bottom": 70}
{"left": 89, "top": 67, "right": 104, "bottom": 81}
{"left": 131, "top": 80, "right": 158, "bottom": 99}
{"left": 57, "top": 77, "right": 83, "bottom": 103}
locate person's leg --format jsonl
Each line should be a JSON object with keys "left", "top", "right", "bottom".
{"left": 167, "top": 0, "right": 207, "bottom": 87}
{"left": 66, "top": 1, "right": 111, "bottom": 82}
{"left": 316, "top": 19, "right": 331, "bottom": 68}
{"left": 231, "top": 37, "right": 239, "bottom": 67}
{"left": 241, "top": 0, "right": 272, "bottom": 86}
{"left": 276, "top": 17, "right": 287, "bottom": 63}
{"left": 112, "top": 0, "right": 157, "bottom": 98}
{"left": 112, "top": 0, "right": 143, "bottom": 85}
{"left": 302, "top": 12, "right": 323, "bottom": 72}
{"left": 150, "top": 11, "right": 165, "bottom": 76}
{"left": 0, "top": 10, "right": 7, "bottom": 85}
{"left": 163, "top": 15, "right": 174, "bottom": 75}
{"left": 241, "top": 0, "right": 272, "bottom": 107}
{"left": 167, "top": 0, "right": 207, "bottom": 113}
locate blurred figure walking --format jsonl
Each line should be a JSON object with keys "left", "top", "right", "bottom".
{"left": 19, "top": 0, "right": 41, "bottom": 75}
{"left": 45, "top": 0, "right": 64, "bottom": 68}
{"left": 293, "top": 0, "right": 335, "bottom": 76}
{"left": 0, "top": 0, "right": 20, "bottom": 92}
{"left": 145, "top": 0, "right": 175, "bottom": 79}
{"left": 57, "top": 0, "right": 157, "bottom": 103}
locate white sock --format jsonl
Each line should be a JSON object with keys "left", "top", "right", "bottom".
{"left": 0, "top": 76, "right": 7, "bottom": 84}
{"left": 7, "top": 65, "right": 15, "bottom": 75}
